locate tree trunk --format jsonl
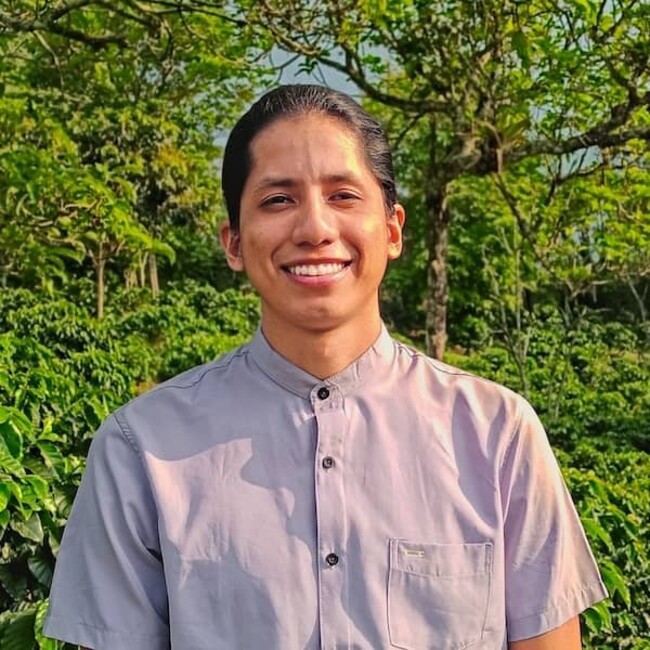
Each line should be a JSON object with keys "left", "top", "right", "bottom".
{"left": 139, "top": 253, "right": 147, "bottom": 288}
{"left": 125, "top": 267, "right": 136, "bottom": 290}
{"left": 627, "top": 277, "right": 647, "bottom": 322}
{"left": 96, "top": 243, "right": 105, "bottom": 320}
{"left": 149, "top": 252, "right": 159, "bottom": 299}
{"left": 424, "top": 182, "right": 450, "bottom": 360}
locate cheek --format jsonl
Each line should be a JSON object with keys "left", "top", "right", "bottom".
{"left": 354, "top": 220, "right": 390, "bottom": 251}
{"left": 240, "top": 223, "right": 278, "bottom": 254}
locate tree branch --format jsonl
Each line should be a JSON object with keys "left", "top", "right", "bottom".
{"left": 49, "top": 0, "right": 97, "bottom": 22}
{"left": 498, "top": 90, "right": 650, "bottom": 169}
{"left": 0, "top": 13, "right": 127, "bottom": 48}
{"left": 492, "top": 174, "right": 577, "bottom": 296}
{"left": 252, "top": 0, "right": 449, "bottom": 114}
{"left": 507, "top": 123, "right": 650, "bottom": 164}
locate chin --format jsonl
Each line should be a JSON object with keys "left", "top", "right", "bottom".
{"left": 293, "top": 311, "right": 346, "bottom": 333}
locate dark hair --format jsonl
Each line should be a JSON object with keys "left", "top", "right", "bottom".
{"left": 221, "top": 84, "right": 397, "bottom": 231}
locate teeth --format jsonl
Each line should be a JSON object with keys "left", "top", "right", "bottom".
{"left": 287, "top": 263, "right": 346, "bottom": 276}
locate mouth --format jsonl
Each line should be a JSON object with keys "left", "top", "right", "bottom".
{"left": 283, "top": 261, "right": 351, "bottom": 277}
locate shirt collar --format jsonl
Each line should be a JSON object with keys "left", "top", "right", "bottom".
{"left": 248, "top": 323, "right": 396, "bottom": 399}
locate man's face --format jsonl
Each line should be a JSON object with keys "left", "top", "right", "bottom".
{"left": 220, "top": 113, "right": 404, "bottom": 336}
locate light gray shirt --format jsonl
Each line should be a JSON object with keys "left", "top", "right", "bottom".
{"left": 44, "top": 326, "right": 607, "bottom": 649}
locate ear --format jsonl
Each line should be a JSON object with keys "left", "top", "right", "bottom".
{"left": 219, "top": 221, "right": 245, "bottom": 272}
{"left": 387, "top": 203, "right": 406, "bottom": 261}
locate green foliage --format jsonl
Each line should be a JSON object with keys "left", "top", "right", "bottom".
{"left": 0, "top": 1, "right": 269, "bottom": 311}
{"left": 447, "top": 311, "right": 650, "bottom": 453}
{"left": 559, "top": 444, "right": 650, "bottom": 648}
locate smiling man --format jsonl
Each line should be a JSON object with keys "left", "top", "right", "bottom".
{"left": 45, "top": 85, "right": 607, "bottom": 650}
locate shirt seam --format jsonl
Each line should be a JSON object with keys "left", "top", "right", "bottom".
{"left": 148, "top": 347, "right": 249, "bottom": 393}
{"left": 45, "top": 614, "right": 168, "bottom": 639}
{"left": 508, "top": 579, "right": 607, "bottom": 625}
{"left": 112, "top": 410, "right": 141, "bottom": 455}
{"left": 112, "top": 347, "right": 251, "bottom": 455}
{"left": 394, "top": 340, "right": 493, "bottom": 381}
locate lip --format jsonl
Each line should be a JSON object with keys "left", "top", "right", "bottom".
{"left": 281, "top": 258, "right": 352, "bottom": 268}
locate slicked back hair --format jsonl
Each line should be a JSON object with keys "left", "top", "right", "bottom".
{"left": 221, "top": 84, "right": 398, "bottom": 232}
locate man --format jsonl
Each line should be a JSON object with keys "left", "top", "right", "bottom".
{"left": 45, "top": 85, "right": 607, "bottom": 649}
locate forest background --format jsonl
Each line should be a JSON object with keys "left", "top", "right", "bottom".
{"left": 0, "top": 1, "right": 648, "bottom": 648}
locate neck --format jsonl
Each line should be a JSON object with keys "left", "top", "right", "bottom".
{"left": 260, "top": 314, "right": 383, "bottom": 379}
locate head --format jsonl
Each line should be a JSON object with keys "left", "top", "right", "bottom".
{"left": 221, "top": 84, "right": 397, "bottom": 233}
{"left": 219, "top": 85, "right": 405, "bottom": 358}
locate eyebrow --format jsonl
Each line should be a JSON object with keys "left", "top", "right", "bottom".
{"left": 253, "top": 173, "right": 362, "bottom": 192}
{"left": 254, "top": 177, "right": 299, "bottom": 191}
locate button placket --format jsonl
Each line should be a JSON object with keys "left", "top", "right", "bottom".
{"left": 312, "top": 385, "right": 348, "bottom": 647}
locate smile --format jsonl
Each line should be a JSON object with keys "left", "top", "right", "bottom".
{"left": 285, "top": 262, "right": 349, "bottom": 276}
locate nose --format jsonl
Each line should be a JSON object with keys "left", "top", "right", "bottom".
{"left": 291, "top": 193, "right": 337, "bottom": 247}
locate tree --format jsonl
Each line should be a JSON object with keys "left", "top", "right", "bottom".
{"left": 0, "top": 0, "right": 269, "bottom": 310}
{"left": 243, "top": 0, "right": 650, "bottom": 358}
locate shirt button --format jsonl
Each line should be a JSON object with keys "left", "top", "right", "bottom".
{"left": 317, "top": 387, "right": 330, "bottom": 400}
{"left": 325, "top": 553, "right": 339, "bottom": 566}
{"left": 322, "top": 456, "right": 335, "bottom": 469}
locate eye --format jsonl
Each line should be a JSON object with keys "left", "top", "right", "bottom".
{"left": 330, "top": 191, "right": 361, "bottom": 202}
{"left": 260, "top": 194, "right": 292, "bottom": 208}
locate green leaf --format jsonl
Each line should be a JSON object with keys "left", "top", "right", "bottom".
{"left": 0, "top": 608, "right": 37, "bottom": 650}
{"left": 34, "top": 599, "right": 57, "bottom": 650}
{"left": 0, "top": 509, "right": 10, "bottom": 534}
{"left": 600, "top": 559, "right": 631, "bottom": 607}
{"left": 582, "top": 518, "right": 613, "bottom": 551}
{"left": 0, "top": 420, "right": 23, "bottom": 459}
{"left": 25, "top": 475, "right": 49, "bottom": 501}
{"left": 0, "top": 444, "right": 24, "bottom": 475}
{"left": 0, "top": 481, "right": 10, "bottom": 510}
{"left": 37, "top": 441, "right": 66, "bottom": 478}
{"left": 28, "top": 557, "right": 54, "bottom": 589}
{"left": 583, "top": 600, "right": 612, "bottom": 634}
{"left": 510, "top": 30, "right": 530, "bottom": 68}
{"left": 12, "top": 512, "right": 44, "bottom": 544}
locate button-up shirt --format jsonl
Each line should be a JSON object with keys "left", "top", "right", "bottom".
{"left": 44, "top": 326, "right": 607, "bottom": 649}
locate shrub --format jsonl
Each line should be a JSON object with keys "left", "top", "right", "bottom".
{"left": 558, "top": 444, "right": 650, "bottom": 649}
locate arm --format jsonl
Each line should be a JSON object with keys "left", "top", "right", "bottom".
{"left": 501, "top": 398, "right": 607, "bottom": 642}
{"left": 44, "top": 415, "right": 169, "bottom": 648}
{"left": 509, "top": 616, "right": 581, "bottom": 649}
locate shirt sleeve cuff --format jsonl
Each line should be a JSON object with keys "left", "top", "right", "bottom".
{"left": 507, "top": 580, "right": 609, "bottom": 642}
{"left": 43, "top": 614, "right": 170, "bottom": 650}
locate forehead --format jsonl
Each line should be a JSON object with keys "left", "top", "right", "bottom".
{"left": 246, "top": 113, "right": 369, "bottom": 180}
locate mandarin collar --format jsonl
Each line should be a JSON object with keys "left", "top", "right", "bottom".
{"left": 248, "top": 324, "right": 396, "bottom": 399}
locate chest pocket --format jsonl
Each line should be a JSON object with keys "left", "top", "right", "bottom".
{"left": 388, "top": 540, "right": 493, "bottom": 650}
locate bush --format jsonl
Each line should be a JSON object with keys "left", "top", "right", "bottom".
{"left": 558, "top": 443, "right": 650, "bottom": 649}
{"left": 446, "top": 312, "right": 650, "bottom": 452}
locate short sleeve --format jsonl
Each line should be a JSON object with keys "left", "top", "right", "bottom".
{"left": 500, "top": 398, "right": 608, "bottom": 642}
{"left": 43, "top": 413, "right": 170, "bottom": 650}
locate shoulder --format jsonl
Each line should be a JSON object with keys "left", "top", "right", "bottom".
{"left": 110, "top": 341, "right": 254, "bottom": 453}
{"left": 149, "top": 342, "right": 252, "bottom": 393}
{"left": 392, "top": 339, "right": 527, "bottom": 420}
{"left": 387, "top": 338, "right": 540, "bottom": 461}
